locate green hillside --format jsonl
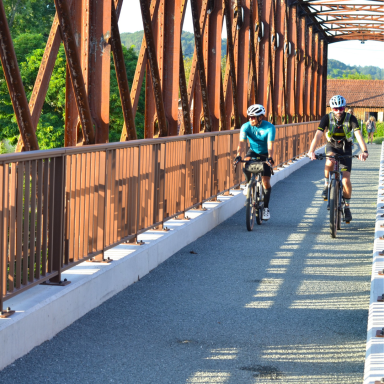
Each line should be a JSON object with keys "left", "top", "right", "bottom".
{"left": 120, "top": 30, "right": 227, "bottom": 58}
{"left": 327, "top": 59, "right": 384, "bottom": 80}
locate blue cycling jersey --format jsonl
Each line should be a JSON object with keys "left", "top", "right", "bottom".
{"left": 239, "top": 120, "right": 276, "bottom": 154}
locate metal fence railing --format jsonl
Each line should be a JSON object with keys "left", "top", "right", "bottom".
{"left": 0, "top": 122, "right": 322, "bottom": 312}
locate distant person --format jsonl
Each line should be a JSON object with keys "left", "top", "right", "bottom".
{"left": 366, "top": 116, "right": 376, "bottom": 144}
{"left": 347, "top": 109, "right": 354, "bottom": 115}
{"left": 307, "top": 95, "right": 368, "bottom": 223}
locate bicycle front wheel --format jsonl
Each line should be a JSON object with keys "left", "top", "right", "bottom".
{"left": 329, "top": 179, "right": 339, "bottom": 238}
{"left": 246, "top": 185, "right": 256, "bottom": 231}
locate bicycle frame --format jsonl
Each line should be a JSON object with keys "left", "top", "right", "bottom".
{"left": 327, "top": 158, "right": 344, "bottom": 220}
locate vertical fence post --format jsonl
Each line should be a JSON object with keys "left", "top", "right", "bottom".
{"left": 49, "top": 156, "right": 67, "bottom": 284}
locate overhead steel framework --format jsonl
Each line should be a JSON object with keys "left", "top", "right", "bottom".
{"left": 296, "top": 0, "right": 384, "bottom": 42}
{"left": 0, "top": 0, "right": 382, "bottom": 151}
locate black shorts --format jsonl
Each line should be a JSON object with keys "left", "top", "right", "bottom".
{"left": 325, "top": 142, "right": 352, "bottom": 173}
{"left": 244, "top": 150, "right": 272, "bottom": 177}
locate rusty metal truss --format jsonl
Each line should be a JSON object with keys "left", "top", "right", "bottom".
{"left": 0, "top": 0, "right": 381, "bottom": 151}
{"left": 297, "top": 0, "right": 384, "bottom": 43}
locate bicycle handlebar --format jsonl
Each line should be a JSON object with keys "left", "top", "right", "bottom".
{"left": 312, "top": 154, "right": 359, "bottom": 160}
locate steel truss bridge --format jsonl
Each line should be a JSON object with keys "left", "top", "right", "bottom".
{"left": 0, "top": 0, "right": 383, "bottom": 310}
{"left": 0, "top": 0, "right": 382, "bottom": 152}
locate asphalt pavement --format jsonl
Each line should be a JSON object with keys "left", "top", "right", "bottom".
{"left": 0, "top": 144, "right": 380, "bottom": 384}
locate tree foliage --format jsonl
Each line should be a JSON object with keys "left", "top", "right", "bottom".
{"left": 327, "top": 59, "right": 384, "bottom": 80}
{"left": 3, "top": 0, "right": 55, "bottom": 38}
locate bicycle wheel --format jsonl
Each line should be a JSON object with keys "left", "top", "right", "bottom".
{"left": 329, "top": 179, "right": 339, "bottom": 238}
{"left": 256, "top": 182, "right": 263, "bottom": 225}
{"left": 246, "top": 184, "right": 256, "bottom": 231}
{"left": 337, "top": 195, "right": 344, "bottom": 230}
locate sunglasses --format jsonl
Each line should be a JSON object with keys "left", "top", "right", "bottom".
{"left": 332, "top": 107, "right": 345, "bottom": 112}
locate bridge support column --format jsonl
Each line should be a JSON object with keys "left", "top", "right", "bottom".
{"left": 257, "top": 0, "right": 272, "bottom": 121}
{"left": 296, "top": 17, "right": 306, "bottom": 123}
{"left": 286, "top": 5, "right": 297, "bottom": 123}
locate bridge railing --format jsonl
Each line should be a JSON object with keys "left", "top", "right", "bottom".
{"left": 0, "top": 121, "right": 322, "bottom": 311}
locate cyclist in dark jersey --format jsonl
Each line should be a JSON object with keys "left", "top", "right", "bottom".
{"left": 234, "top": 104, "right": 275, "bottom": 220}
{"left": 307, "top": 95, "right": 368, "bottom": 222}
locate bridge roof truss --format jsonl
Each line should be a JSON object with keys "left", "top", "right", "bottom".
{"left": 297, "top": 0, "right": 384, "bottom": 43}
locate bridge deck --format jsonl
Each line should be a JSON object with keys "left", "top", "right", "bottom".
{"left": 0, "top": 145, "right": 380, "bottom": 383}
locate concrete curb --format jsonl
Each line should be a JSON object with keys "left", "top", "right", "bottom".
{"left": 364, "top": 142, "right": 384, "bottom": 384}
{"left": 0, "top": 147, "right": 324, "bottom": 371}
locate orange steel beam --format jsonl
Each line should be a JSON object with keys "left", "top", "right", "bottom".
{"left": 273, "top": 0, "right": 286, "bottom": 125}
{"left": 191, "top": 0, "right": 212, "bottom": 133}
{"left": 130, "top": 0, "right": 157, "bottom": 119}
{"left": 305, "top": 26, "right": 313, "bottom": 122}
{"left": 296, "top": 17, "right": 306, "bottom": 123}
{"left": 207, "top": 0, "right": 224, "bottom": 131}
{"left": 326, "top": 26, "right": 384, "bottom": 32}
{"left": 64, "top": 0, "right": 88, "bottom": 147}
{"left": 237, "top": 0, "right": 251, "bottom": 126}
{"left": 54, "top": 0, "right": 95, "bottom": 144}
{"left": 140, "top": 0, "right": 168, "bottom": 138}
{"left": 88, "top": 0, "right": 112, "bottom": 144}
{"left": 309, "top": 0, "right": 383, "bottom": 4}
{"left": 163, "top": 1, "right": 182, "bottom": 136}
{"left": 257, "top": 0, "right": 272, "bottom": 118}
{"left": 317, "top": 38, "right": 325, "bottom": 119}
{"left": 187, "top": 0, "right": 208, "bottom": 116}
{"left": 248, "top": 0, "right": 258, "bottom": 107}
{"left": 111, "top": 1, "right": 137, "bottom": 141}
{"left": 286, "top": 4, "right": 297, "bottom": 123}
{"left": 330, "top": 31, "right": 384, "bottom": 42}
{"left": 222, "top": 0, "right": 240, "bottom": 130}
{"left": 313, "top": 33, "right": 319, "bottom": 120}
{"left": 178, "top": 0, "right": 192, "bottom": 135}
{"left": 268, "top": 0, "right": 275, "bottom": 124}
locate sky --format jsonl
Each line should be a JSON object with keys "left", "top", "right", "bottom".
{"left": 118, "top": 2, "right": 384, "bottom": 69}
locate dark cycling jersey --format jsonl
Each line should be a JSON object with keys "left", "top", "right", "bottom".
{"left": 318, "top": 113, "right": 360, "bottom": 139}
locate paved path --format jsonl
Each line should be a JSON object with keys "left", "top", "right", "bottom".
{"left": 0, "top": 145, "right": 380, "bottom": 384}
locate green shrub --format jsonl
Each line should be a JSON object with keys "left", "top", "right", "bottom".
{"left": 0, "top": 139, "right": 15, "bottom": 154}
{"left": 375, "top": 122, "right": 384, "bottom": 137}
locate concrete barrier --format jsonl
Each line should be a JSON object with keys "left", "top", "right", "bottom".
{"left": 364, "top": 142, "right": 384, "bottom": 384}
{"left": 0, "top": 147, "right": 324, "bottom": 371}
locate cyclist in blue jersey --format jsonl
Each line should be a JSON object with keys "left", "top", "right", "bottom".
{"left": 234, "top": 104, "right": 276, "bottom": 220}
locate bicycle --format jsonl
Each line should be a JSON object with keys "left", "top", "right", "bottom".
{"left": 314, "top": 153, "right": 358, "bottom": 238}
{"left": 234, "top": 157, "right": 273, "bottom": 231}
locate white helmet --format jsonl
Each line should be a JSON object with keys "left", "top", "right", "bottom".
{"left": 329, "top": 95, "right": 346, "bottom": 109}
{"left": 247, "top": 104, "right": 265, "bottom": 117}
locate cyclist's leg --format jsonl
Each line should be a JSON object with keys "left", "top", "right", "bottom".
{"left": 340, "top": 145, "right": 352, "bottom": 198}
{"left": 324, "top": 142, "right": 336, "bottom": 178}
{"left": 261, "top": 159, "right": 272, "bottom": 219}
{"left": 340, "top": 146, "right": 353, "bottom": 222}
{"left": 262, "top": 176, "right": 272, "bottom": 208}
{"left": 341, "top": 171, "right": 351, "bottom": 199}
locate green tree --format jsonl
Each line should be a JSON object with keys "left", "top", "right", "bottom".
{"left": 3, "top": 0, "right": 55, "bottom": 38}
